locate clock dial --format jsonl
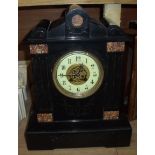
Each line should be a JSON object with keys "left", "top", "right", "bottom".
{"left": 52, "top": 51, "right": 104, "bottom": 99}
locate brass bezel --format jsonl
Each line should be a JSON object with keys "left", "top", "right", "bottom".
{"left": 52, "top": 51, "right": 104, "bottom": 99}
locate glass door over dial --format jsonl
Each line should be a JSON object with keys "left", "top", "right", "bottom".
{"left": 52, "top": 51, "right": 104, "bottom": 99}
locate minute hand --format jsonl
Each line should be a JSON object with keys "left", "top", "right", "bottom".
{"left": 59, "top": 74, "right": 76, "bottom": 77}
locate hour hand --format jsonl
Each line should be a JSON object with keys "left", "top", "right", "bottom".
{"left": 58, "top": 73, "right": 76, "bottom": 77}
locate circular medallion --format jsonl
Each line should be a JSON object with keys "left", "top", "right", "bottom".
{"left": 71, "top": 14, "right": 83, "bottom": 27}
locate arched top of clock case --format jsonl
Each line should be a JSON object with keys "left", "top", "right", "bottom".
{"left": 25, "top": 5, "right": 130, "bottom": 43}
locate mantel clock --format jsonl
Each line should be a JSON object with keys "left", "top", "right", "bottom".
{"left": 25, "top": 5, "right": 132, "bottom": 150}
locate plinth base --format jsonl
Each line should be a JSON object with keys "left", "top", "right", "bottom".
{"left": 25, "top": 114, "right": 132, "bottom": 150}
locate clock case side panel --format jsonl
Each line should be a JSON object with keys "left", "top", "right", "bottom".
{"left": 25, "top": 20, "right": 54, "bottom": 114}
{"left": 30, "top": 55, "right": 53, "bottom": 114}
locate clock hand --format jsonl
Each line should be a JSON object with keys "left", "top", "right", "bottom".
{"left": 59, "top": 74, "right": 76, "bottom": 77}
{"left": 59, "top": 64, "right": 87, "bottom": 81}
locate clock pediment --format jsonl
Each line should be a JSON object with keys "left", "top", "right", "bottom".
{"left": 26, "top": 5, "right": 129, "bottom": 43}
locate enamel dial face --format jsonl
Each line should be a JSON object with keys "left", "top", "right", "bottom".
{"left": 52, "top": 51, "right": 104, "bottom": 99}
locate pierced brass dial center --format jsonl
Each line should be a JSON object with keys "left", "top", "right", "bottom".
{"left": 66, "top": 64, "right": 90, "bottom": 85}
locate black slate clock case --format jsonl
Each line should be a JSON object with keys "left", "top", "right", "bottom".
{"left": 25, "top": 5, "right": 132, "bottom": 150}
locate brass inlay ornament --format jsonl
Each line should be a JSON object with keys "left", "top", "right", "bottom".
{"left": 103, "top": 111, "right": 119, "bottom": 120}
{"left": 107, "top": 42, "right": 125, "bottom": 52}
{"left": 30, "top": 44, "right": 48, "bottom": 54}
{"left": 72, "top": 14, "right": 83, "bottom": 27}
{"left": 37, "top": 113, "right": 53, "bottom": 122}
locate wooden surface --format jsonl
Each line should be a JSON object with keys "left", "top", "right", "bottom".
{"left": 128, "top": 36, "right": 137, "bottom": 120}
{"left": 121, "top": 5, "right": 137, "bottom": 32}
{"left": 19, "top": 0, "right": 137, "bottom": 7}
{"left": 18, "top": 119, "right": 137, "bottom": 155}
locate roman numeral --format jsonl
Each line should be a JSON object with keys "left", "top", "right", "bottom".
{"left": 77, "top": 88, "right": 80, "bottom": 92}
{"left": 85, "top": 58, "right": 87, "bottom": 63}
{"left": 85, "top": 85, "right": 88, "bottom": 90}
{"left": 91, "top": 80, "right": 94, "bottom": 84}
{"left": 61, "top": 65, "right": 66, "bottom": 70}
{"left": 68, "top": 59, "right": 71, "bottom": 64}
{"left": 91, "top": 64, "right": 95, "bottom": 69}
{"left": 76, "top": 56, "right": 81, "bottom": 62}
{"left": 93, "top": 72, "right": 97, "bottom": 77}
{"left": 58, "top": 73, "right": 64, "bottom": 77}
{"left": 62, "top": 81, "right": 66, "bottom": 85}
